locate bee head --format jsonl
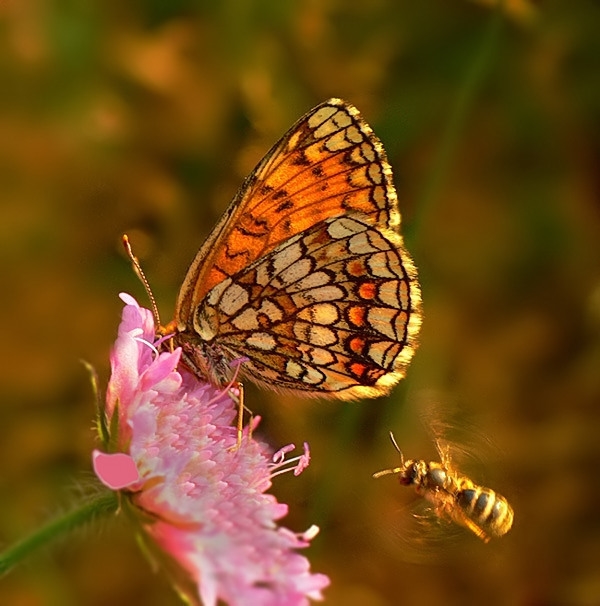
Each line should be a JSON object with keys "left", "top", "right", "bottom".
{"left": 398, "top": 460, "right": 420, "bottom": 486}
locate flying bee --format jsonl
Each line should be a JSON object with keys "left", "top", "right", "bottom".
{"left": 373, "top": 431, "right": 514, "bottom": 543}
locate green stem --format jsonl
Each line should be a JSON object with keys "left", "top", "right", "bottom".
{"left": 0, "top": 490, "right": 119, "bottom": 576}
{"left": 412, "top": 4, "right": 505, "bottom": 238}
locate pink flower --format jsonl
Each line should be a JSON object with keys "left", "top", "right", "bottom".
{"left": 93, "top": 293, "right": 329, "bottom": 606}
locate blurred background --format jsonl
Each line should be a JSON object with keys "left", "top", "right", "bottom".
{"left": 1, "top": 1, "right": 600, "bottom": 604}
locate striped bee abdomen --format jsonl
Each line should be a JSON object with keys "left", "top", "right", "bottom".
{"left": 455, "top": 484, "right": 514, "bottom": 542}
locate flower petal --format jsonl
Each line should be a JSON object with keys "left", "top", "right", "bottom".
{"left": 92, "top": 450, "right": 140, "bottom": 490}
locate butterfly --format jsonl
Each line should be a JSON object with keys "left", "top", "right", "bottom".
{"left": 167, "top": 98, "right": 422, "bottom": 399}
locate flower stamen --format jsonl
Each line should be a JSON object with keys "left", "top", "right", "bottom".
{"left": 133, "top": 335, "right": 160, "bottom": 357}
{"left": 270, "top": 442, "right": 311, "bottom": 479}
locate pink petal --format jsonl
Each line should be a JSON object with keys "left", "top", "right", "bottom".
{"left": 93, "top": 450, "right": 140, "bottom": 490}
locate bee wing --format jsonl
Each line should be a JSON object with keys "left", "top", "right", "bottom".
{"left": 414, "top": 389, "right": 495, "bottom": 476}
{"left": 373, "top": 497, "right": 470, "bottom": 564}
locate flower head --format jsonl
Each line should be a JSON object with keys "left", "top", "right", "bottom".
{"left": 93, "top": 293, "right": 329, "bottom": 606}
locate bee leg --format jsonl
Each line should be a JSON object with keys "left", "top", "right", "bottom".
{"left": 451, "top": 509, "right": 491, "bottom": 543}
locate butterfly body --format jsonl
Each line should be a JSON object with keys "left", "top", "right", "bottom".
{"left": 171, "top": 99, "right": 421, "bottom": 398}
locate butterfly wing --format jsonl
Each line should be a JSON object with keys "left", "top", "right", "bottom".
{"left": 175, "top": 98, "right": 404, "bottom": 330}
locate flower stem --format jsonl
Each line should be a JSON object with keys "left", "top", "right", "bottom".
{"left": 0, "top": 490, "right": 119, "bottom": 576}
{"left": 412, "top": 3, "right": 505, "bottom": 239}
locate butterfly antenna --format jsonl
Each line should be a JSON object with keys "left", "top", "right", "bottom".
{"left": 122, "top": 234, "right": 162, "bottom": 329}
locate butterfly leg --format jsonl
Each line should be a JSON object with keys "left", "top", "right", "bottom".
{"left": 228, "top": 382, "right": 254, "bottom": 449}
{"left": 235, "top": 382, "right": 245, "bottom": 447}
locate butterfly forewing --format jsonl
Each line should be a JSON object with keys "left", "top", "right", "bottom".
{"left": 172, "top": 99, "right": 421, "bottom": 396}
{"left": 176, "top": 99, "right": 402, "bottom": 321}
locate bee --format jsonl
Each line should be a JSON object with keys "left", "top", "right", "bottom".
{"left": 373, "top": 431, "right": 514, "bottom": 543}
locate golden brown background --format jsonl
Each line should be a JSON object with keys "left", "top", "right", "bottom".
{"left": 2, "top": 1, "right": 600, "bottom": 605}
